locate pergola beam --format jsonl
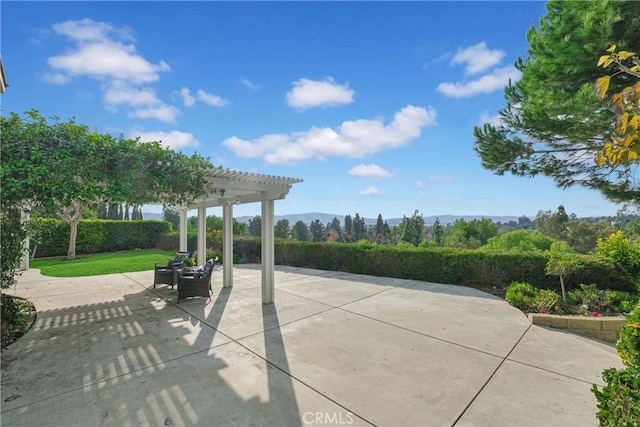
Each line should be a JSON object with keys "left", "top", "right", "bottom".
{"left": 188, "top": 189, "right": 290, "bottom": 209}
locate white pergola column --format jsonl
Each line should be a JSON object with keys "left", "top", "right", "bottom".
{"left": 261, "top": 199, "right": 275, "bottom": 304}
{"left": 197, "top": 207, "right": 206, "bottom": 266}
{"left": 222, "top": 203, "right": 233, "bottom": 288}
{"left": 179, "top": 208, "right": 187, "bottom": 252}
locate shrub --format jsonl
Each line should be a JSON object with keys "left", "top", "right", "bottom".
{"left": 505, "top": 282, "right": 539, "bottom": 311}
{"left": 618, "top": 302, "right": 640, "bottom": 370}
{"left": 593, "top": 302, "right": 640, "bottom": 425}
{"left": 1, "top": 208, "right": 27, "bottom": 289}
{"left": 596, "top": 231, "right": 640, "bottom": 279}
{"left": 592, "top": 367, "right": 640, "bottom": 426}
{"left": 549, "top": 241, "right": 576, "bottom": 253}
{"left": 504, "top": 282, "right": 561, "bottom": 314}
{"left": 536, "top": 289, "right": 561, "bottom": 314}
{"left": 482, "top": 230, "right": 556, "bottom": 253}
{"left": 567, "top": 284, "right": 639, "bottom": 316}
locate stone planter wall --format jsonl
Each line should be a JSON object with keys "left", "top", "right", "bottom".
{"left": 528, "top": 313, "right": 626, "bottom": 343}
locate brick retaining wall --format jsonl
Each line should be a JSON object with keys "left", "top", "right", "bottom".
{"left": 528, "top": 313, "right": 626, "bottom": 343}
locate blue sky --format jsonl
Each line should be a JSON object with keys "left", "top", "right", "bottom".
{"left": 2, "top": 1, "right": 622, "bottom": 220}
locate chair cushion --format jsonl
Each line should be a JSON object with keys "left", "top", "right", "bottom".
{"left": 200, "top": 259, "right": 215, "bottom": 279}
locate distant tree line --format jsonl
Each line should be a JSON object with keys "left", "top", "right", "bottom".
{"left": 211, "top": 205, "right": 637, "bottom": 255}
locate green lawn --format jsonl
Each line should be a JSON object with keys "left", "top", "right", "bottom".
{"left": 30, "top": 249, "right": 177, "bottom": 277}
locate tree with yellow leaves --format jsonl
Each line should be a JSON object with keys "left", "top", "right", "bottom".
{"left": 595, "top": 45, "right": 640, "bottom": 167}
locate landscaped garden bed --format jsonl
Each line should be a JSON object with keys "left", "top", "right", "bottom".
{"left": 505, "top": 282, "right": 638, "bottom": 317}
{"left": 1, "top": 294, "right": 36, "bottom": 350}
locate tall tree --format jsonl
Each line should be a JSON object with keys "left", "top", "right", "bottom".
{"left": 399, "top": 210, "right": 425, "bottom": 246}
{"left": 374, "top": 214, "right": 388, "bottom": 244}
{"left": 248, "top": 215, "right": 262, "bottom": 237}
{"left": 131, "top": 206, "right": 143, "bottom": 220}
{"left": 518, "top": 215, "right": 534, "bottom": 230}
{"left": 431, "top": 217, "right": 444, "bottom": 246}
{"left": 474, "top": 0, "right": 640, "bottom": 204}
{"left": 564, "top": 220, "right": 616, "bottom": 253}
{"left": 444, "top": 218, "right": 498, "bottom": 249}
{"left": 163, "top": 206, "right": 180, "bottom": 230}
{"left": 206, "top": 214, "right": 223, "bottom": 231}
{"left": 274, "top": 219, "right": 291, "bottom": 239}
{"left": 233, "top": 220, "right": 247, "bottom": 236}
{"left": 536, "top": 205, "right": 571, "bottom": 240}
{"left": 344, "top": 214, "right": 353, "bottom": 243}
{"left": 1, "top": 110, "right": 213, "bottom": 261}
{"left": 352, "top": 213, "right": 367, "bottom": 242}
{"left": 292, "top": 220, "right": 310, "bottom": 241}
{"left": 326, "top": 217, "right": 344, "bottom": 242}
{"left": 309, "top": 219, "right": 326, "bottom": 242}
{"left": 96, "top": 203, "right": 108, "bottom": 219}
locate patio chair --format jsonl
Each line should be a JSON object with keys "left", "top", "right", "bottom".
{"left": 177, "top": 257, "right": 217, "bottom": 303}
{"left": 153, "top": 252, "right": 192, "bottom": 289}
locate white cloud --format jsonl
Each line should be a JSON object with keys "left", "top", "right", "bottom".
{"left": 105, "top": 82, "right": 160, "bottom": 107}
{"left": 132, "top": 130, "right": 200, "bottom": 149}
{"left": 129, "top": 105, "right": 180, "bottom": 123}
{"left": 451, "top": 42, "right": 504, "bottom": 75}
{"left": 104, "top": 82, "right": 177, "bottom": 122}
{"left": 437, "top": 66, "right": 520, "bottom": 98}
{"left": 223, "top": 105, "right": 437, "bottom": 164}
{"left": 179, "top": 87, "right": 229, "bottom": 107}
{"left": 360, "top": 186, "right": 379, "bottom": 196}
{"left": 413, "top": 181, "right": 425, "bottom": 189}
{"left": 47, "top": 41, "right": 169, "bottom": 84}
{"left": 52, "top": 18, "right": 134, "bottom": 43}
{"left": 240, "top": 78, "right": 260, "bottom": 90}
{"left": 179, "top": 87, "right": 195, "bottom": 107}
{"left": 349, "top": 164, "right": 393, "bottom": 179}
{"left": 479, "top": 111, "right": 504, "bottom": 127}
{"left": 41, "top": 72, "right": 71, "bottom": 84}
{"left": 286, "top": 77, "right": 354, "bottom": 110}
{"left": 197, "top": 89, "right": 229, "bottom": 107}
{"left": 44, "top": 19, "right": 177, "bottom": 123}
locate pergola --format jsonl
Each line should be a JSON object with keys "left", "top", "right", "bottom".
{"left": 179, "top": 168, "right": 303, "bottom": 304}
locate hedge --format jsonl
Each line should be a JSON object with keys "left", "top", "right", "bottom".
{"left": 30, "top": 225, "right": 637, "bottom": 293}
{"left": 154, "top": 230, "right": 224, "bottom": 254}
{"left": 31, "top": 218, "right": 171, "bottom": 257}
{"left": 232, "top": 239, "right": 637, "bottom": 293}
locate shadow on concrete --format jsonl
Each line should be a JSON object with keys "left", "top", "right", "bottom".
{"left": 0, "top": 275, "right": 308, "bottom": 426}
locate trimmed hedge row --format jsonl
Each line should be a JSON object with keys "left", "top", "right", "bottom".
{"left": 154, "top": 230, "right": 224, "bottom": 254}
{"left": 233, "top": 239, "right": 637, "bottom": 293}
{"left": 30, "top": 224, "right": 637, "bottom": 293}
{"left": 31, "top": 218, "right": 171, "bottom": 257}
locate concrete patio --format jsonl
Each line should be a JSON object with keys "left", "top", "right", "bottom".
{"left": 1, "top": 265, "right": 622, "bottom": 426}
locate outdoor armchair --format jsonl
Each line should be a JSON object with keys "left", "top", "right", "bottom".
{"left": 153, "top": 252, "right": 192, "bottom": 289}
{"left": 177, "top": 257, "right": 217, "bottom": 303}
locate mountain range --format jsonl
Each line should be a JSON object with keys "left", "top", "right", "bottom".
{"left": 234, "top": 212, "right": 525, "bottom": 226}
{"left": 143, "top": 211, "right": 524, "bottom": 226}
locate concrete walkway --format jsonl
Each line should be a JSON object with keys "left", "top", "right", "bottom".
{"left": 1, "top": 265, "right": 622, "bottom": 426}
